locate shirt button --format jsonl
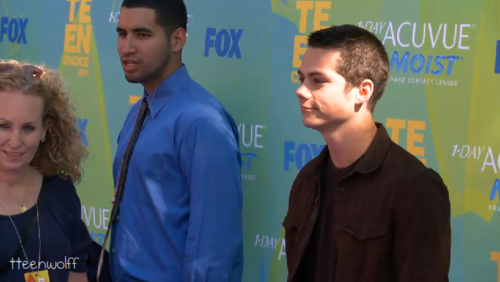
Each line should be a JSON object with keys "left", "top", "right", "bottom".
{"left": 340, "top": 187, "right": 346, "bottom": 193}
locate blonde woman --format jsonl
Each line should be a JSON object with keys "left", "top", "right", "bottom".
{"left": 0, "top": 60, "right": 92, "bottom": 282}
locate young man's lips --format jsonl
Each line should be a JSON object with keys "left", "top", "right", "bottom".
{"left": 122, "top": 60, "right": 139, "bottom": 72}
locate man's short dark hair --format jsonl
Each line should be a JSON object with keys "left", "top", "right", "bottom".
{"left": 308, "top": 24, "right": 389, "bottom": 112}
{"left": 122, "top": 0, "right": 187, "bottom": 35}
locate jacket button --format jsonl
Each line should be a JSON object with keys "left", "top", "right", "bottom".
{"left": 340, "top": 187, "right": 346, "bottom": 193}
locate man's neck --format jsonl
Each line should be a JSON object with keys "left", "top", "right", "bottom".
{"left": 321, "top": 116, "right": 378, "bottom": 168}
{"left": 144, "top": 60, "right": 183, "bottom": 95}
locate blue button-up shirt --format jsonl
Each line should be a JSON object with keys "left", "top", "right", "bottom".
{"left": 109, "top": 65, "right": 244, "bottom": 281}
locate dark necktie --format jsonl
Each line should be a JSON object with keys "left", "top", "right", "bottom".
{"left": 97, "top": 97, "right": 149, "bottom": 281}
{"left": 114, "top": 97, "right": 149, "bottom": 205}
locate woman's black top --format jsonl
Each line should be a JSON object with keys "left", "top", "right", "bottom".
{"left": 0, "top": 175, "right": 92, "bottom": 281}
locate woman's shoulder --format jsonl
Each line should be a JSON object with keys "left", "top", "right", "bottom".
{"left": 42, "top": 174, "right": 77, "bottom": 194}
{"left": 42, "top": 174, "right": 81, "bottom": 210}
{"left": 43, "top": 174, "right": 74, "bottom": 187}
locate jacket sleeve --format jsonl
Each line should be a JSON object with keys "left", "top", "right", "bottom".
{"left": 179, "top": 117, "right": 244, "bottom": 282}
{"left": 282, "top": 171, "right": 303, "bottom": 276}
{"left": 393, "top": 168, "right": 451, "bottom": 281}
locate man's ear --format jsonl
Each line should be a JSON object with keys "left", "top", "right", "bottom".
{"left": 171, "top": 28, "right": 187, "bottom": 52}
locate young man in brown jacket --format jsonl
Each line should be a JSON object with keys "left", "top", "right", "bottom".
{"left": 283, "top": 24, "right": 451, "bottom": 282}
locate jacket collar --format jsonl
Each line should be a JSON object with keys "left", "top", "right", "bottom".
{"left": 309, "top": 122, "right": 392, "bottom": 176}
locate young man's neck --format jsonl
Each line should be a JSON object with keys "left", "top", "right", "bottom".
{"left": 321, "top": 115, "right": 378, "bottom": 168}
{"left": 143, "top": 59, "right": 183, "bottom": 95}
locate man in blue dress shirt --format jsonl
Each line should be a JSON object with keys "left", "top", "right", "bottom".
{"left": 110, "top": 0, "right": 244, "bottom": 281}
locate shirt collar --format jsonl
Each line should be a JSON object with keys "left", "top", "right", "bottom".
{"left": 309, "top": 122, "right": 392, "bottom": 176}
{"left": 143, "top": 64, "right": 190, "bottom": 118}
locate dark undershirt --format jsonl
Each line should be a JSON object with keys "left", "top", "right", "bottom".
{"left": 298, "top": 156, "right": 359, "bottom": 282}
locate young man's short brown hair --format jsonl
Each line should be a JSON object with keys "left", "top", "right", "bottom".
{"left": 308, "top": 24, "right": 390, "bottom": 112}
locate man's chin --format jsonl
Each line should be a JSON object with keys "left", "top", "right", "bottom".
{"left": 124, "top": 75, "right": 142, "bottom": 83}
{"left": 302, "top": 117, "right": 327, "bottom": 132}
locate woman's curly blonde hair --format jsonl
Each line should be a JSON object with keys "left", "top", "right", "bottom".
{"left": 0, "top": 60, "right": 88, "bottom": 184}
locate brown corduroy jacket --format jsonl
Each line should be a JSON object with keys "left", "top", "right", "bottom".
{"left": 283, "top": 123, "right": 451, "bottom": 282}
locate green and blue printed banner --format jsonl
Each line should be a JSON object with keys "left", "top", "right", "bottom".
{"left": 2, "top": 0, "right": 500, "bottom": 281}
